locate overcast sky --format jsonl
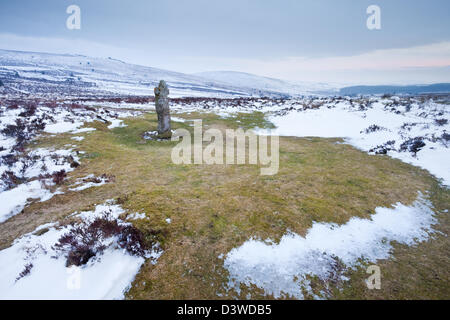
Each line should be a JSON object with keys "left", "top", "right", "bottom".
{"left": 0, "top": 0, "right": 449, "bottom": 85}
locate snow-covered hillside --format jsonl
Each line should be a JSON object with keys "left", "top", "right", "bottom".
{"left": 195, "top": 71, "right": 338, "bottom": 96}
{"left": 0, "top": 49, "right": 327, "bottom": 98}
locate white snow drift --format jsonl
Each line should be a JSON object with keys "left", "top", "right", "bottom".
{"left": 259, "top": 98, "right": 450, "bottom": 186}
{"left": 68, "top": 174, "right": 110, "bottom": 192}
{"left": 224, "top": 194, "right": 437, "bottom": 299}
{"left": 0, "top": 103, "right": 140, "bottom": 224}
{"left": 0, "top": 180, "right": 54, "bottom": 223}
{"left": 0, "top": 201, "right": 161, "bottom": 300}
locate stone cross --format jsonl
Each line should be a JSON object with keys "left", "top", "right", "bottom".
{"left": 154, "top": 80, "right": 171, "bottom": 138}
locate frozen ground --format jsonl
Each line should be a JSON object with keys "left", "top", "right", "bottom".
{"left": 0, "top": 92, "right": 448, "bottom": 300}
{"left": 168, "top": 95, "right": 449, "bottom": 299}
{"left": 0, "top": 48, "right": 448, "bottom": 300}
{"left": 0, "top": 96, "right": 155, "bottom": 299}
{"left": 0, "top": 201, "right": 161, "bottom": 299}
{"left": 257, "top": 96, "right": 450, "bottom": 186}
{"left": 69, "top": 174, "right": 114, "bottom": 192}
{"left": 224, "top": 194, "right": 437, "bottom": 299}
{"left": 167, "top": 95, "right": 449, "bottom": 186}
{"left": 0, "top": 180, "right": 55, "bottom": 223}
{"left": 0, "top": 98, "right": 140, "bottom": 223}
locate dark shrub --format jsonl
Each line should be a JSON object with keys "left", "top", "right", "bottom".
{"left": 6, "top": 103, "right": 19, "bottom": 110}
{"left": 1, "top": 117, "right": 46, "bottom": 151}
{"left": 68, "top": 156, "right": 80, "bottom": 168}
{"left": 54, "top": 211, "right": 150, "bottom": 267}
{"left": 67, "top": 247, "right": 96, "bottom": 267}
{"left": 1, "top": 154, "right": 19, "bottom": 167}
{"left": 18, "top": 105, "right": 37, "bottom": 117}
{"left": 100, "top": 173, "right": 115, "bottom": 183}
{"left": 369, "top": 140, "right": 395, "bottom": 155}
{"left": 118, "top": 225, "right": 146, "bottom": 256}
{"left": 1, "top": 170, "right": 25, "bottom": 190}
{"left": 400, "top": 137, "right": 426, "bottom": 155}
{"left": 435, "top": 119, "right": 448, "bottom": 126}
{"left": 401, "top": 122, "right": 418, "bottom": 131}
{"left": 52, "top": 170, "right": 67, "bottom": 185}
{"left": 361, "top": 125, "right": 386, "bottom": 134}
{"left": 16, "top": 263, "right": 33, "bottom": 282}
{"left": 1, "top": 119, "right": 26, "bottom": 137}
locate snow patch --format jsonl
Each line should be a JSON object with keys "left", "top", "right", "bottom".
{"left": 171, "top": 117, "right": 186, "bottom": 123}
{"left": 44, "top": 122, "right": 84, "bottom": 134}
{"left": 0, "top": 180, "right": 54, "bottom": 223}
{"left": 224, "top": 195, "right": 437, "bottom": 299}
{"left": 259, "top": 99, "right": 450, "bottom": 186}
{"left": 69, "top": 174, "right": 110, "bottom": 192}
{"left": 127, "top": 212, "right": 147, "bottom": 221}
{"left": 107, "top": 119, "right": 126, "bottom": 129}
{"left": 0, "top": 201, "right": 161, "bottom": 299}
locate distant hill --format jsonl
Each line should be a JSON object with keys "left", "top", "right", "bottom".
{"left": 3, "top": 49, "right": 447, "bottom": 98}
{"left": 339, "top": 83, "right": 450, "bottom": 95}
{"left": 194, "top": 71, "right": 337, "bottom": 96}
{"left": 0, "top": 49, "right": 333, "bottom": 98}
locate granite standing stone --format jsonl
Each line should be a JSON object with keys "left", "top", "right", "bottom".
{"left": 154, "top": 80, "right": 171, "bottom": 138}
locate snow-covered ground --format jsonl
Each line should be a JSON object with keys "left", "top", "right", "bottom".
{"left": 194, "top": 71, "right": 339, "bottom": 96}
{"left": 0, "top": 99, "right": 140, "bottom": 223}
{"left": 167, "top": 95, "right": 449, "bottom": 187}
{"left": 169, "top": 97, "right": 290, "bottom": 114}
{"left": 0, "top": 201, "right": 161, "bottom": 299}
{"left": 257, "top": 96, "right": 450, "bottom": 186}
{"left": 69, "top": 174, "right": 113, "bottom": 192}
{"left": 167, "top": 94, "right": 449, "bottom": 299}
{"left": 0, "top": 180, "right": 55, "bottom": 223}
{"left": 0, "top": 83, "right": 448, "bottom": 300}
{"left": 224, "top": 194, "right": 438, "bottom": 299}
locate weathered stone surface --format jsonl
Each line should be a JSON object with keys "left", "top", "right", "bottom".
{"left": 154, "top": 80, "right": 171, "bottom": 138}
